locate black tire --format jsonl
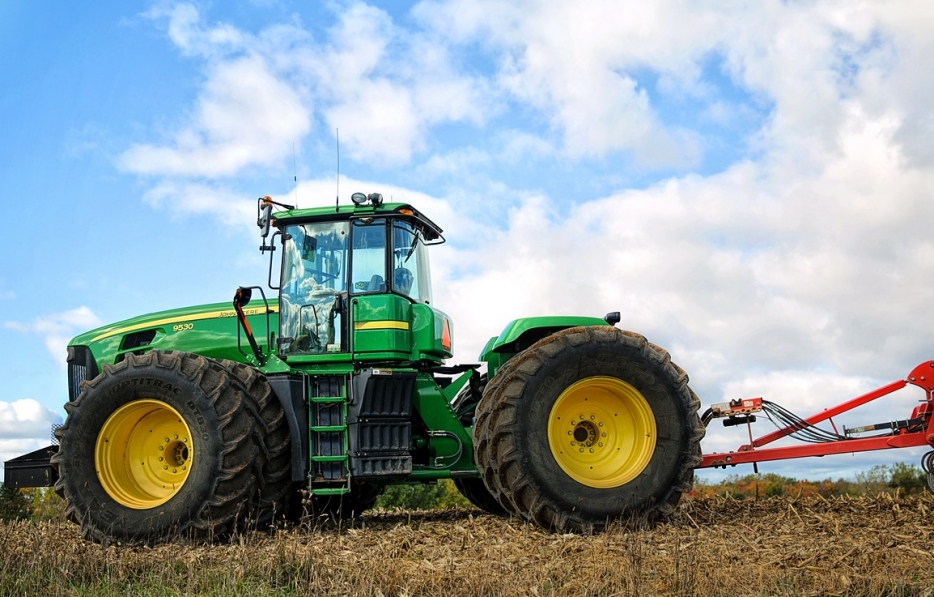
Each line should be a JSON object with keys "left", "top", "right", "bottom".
{"left": 51, "top": 351, "right": 260, "bottom": 544}
{"left": 453, "top": 477, "right": 508, "bottom": 515}
{"left": 451, "top": 373, "right": 487, "bottom": 426}
{"left": 474, "top": 326, "right": 704, "bottom": 532}
{"left": 212, "top": 359, "right": 292, "bottom": 526}
{"left": 449, "top": 373, "right": 509, "bottom": 516}
{"left": 473, "top": 357, "right": 527, "bottom": 515}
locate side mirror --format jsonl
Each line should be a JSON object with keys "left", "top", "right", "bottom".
{"left": 235, "top": 286, "right": 253, "bottom": 307}
{"left": 257, "top": 196, "right": 273, "bottom": 239}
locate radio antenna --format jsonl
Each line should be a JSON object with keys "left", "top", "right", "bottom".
{"left": 292, "top": 142, "right": 298, "bottom": 208}
{"left": 335, "top": 128, "right": 340, "bottom": 212}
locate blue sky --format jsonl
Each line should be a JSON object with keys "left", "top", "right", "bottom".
{"left": 2, "top": 0, "right": 934, "bottom": 484}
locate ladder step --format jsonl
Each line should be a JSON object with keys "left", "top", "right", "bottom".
{"left": 310, "top": 455, "right": 348, "bottom": 463}
{"left": 311, "top": 487, "right": 350, "bottom": 496}
{"left": 310, "top": 425, "right": 347, "bottom": 433}
{"left": 311, "top": 396, "right": 345, "bottom": 403}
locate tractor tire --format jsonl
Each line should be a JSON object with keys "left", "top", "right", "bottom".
{"left": 449, "top": 373, "right": 509, "bottom": 516}
{"left": 473, "top": 358, "right": 527, "bottom": 515}
{"left": 212, "top": 359, "right": 292, "bottom": 526}
{"left": 474, "top": 326, "right": 704, "bottom": 532}
{"left": 453, "top": 477, "right": 508, "bottom": 516}
{"left": 51, "top": 351, "right": 260, "bottom": 544}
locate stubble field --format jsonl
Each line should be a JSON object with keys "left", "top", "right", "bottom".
{"left": 2, "top": 494, "right": 934, "bottom": 597}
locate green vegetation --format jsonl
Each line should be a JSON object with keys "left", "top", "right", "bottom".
{"left": 374, "top": 479, "right": 472, "bottom": 510}
{"left": 0, "top": 483, "right": 30, "bottom": 521}
{"left": 694, "top": 462, "right": 929, "bottom": 500}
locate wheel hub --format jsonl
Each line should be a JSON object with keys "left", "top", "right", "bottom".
{"left": 548, "top": 377, "right": 657, "bottom": 488}
{"left": 95, "top": 399, "right": 194, "bottom": 509}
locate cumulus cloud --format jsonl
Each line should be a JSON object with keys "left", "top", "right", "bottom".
{"left": 118, "top": 1, "right": 934, "bottom": 480}
{"left": 121, "top": 52, "right": 310, "bottom": 178}
{"left": 123, "top": 2, "right": 490, "bottom": 178}
{"left": 0, "top": 400, "right": 61, "bottom": 441}
{"left": 5, "top": 307, "right": 103, "bottom": 367}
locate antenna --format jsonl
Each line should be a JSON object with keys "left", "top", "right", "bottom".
{"left": 335, "top": 128, "right": 340, "bottom": 212}
{"left": 292, "top": 143, "right": 298, "bottom": 208}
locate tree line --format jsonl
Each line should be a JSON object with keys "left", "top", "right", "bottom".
{"left": 1, "top": 462, "right": 929, "bottom": 521}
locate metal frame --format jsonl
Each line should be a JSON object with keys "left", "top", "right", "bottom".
{"left": 699, "top": 361, "right": 934, "bottom": 469}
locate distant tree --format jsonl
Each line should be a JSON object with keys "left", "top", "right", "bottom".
{"left": 854, "top": 464, "right": 890, "bottom": 495}
{"left": 888, "top": 462, "right": 926, "bottom": 495}
{"left": 0, "top": 483, "right": 31, "bottom": 521}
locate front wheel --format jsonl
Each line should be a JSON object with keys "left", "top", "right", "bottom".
{"left": 474, "top": 326, "right": 704, "bottom": 532}
{"left": 52, "top": 351, "right": 260, "bottom": 544}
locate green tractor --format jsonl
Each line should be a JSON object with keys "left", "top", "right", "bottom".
{"left": 6, "top": 193, "right": 704, "bottom": 543}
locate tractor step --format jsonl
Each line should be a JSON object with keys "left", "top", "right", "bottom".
{"left": 310, "top": 375, "right": 349, "bottom": 481}
{"left": 309, "top": 486, "right": 350, "bottom": 496}
{"left": 310, "top": 455, "right": 349, "bottom": 463}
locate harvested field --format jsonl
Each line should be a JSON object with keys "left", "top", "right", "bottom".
{"left": 2, "top": 494, "right": 934, "bottom": 596}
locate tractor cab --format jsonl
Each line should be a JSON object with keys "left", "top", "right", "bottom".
{"left": 258, "top": 194, "right": 452, "bottom": 364}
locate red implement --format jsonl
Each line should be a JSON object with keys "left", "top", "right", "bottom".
{"left": 700, "top": 361, "right": 934, "bottom": 469}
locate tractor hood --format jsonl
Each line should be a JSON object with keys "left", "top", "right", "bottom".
{"left": 69, "top": 300, "right": 280, "bottom": 376}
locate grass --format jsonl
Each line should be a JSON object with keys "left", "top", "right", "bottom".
{"left": 2, "top": 495, "right": 934, "bottom": 596}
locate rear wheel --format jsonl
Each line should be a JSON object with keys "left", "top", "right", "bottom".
{"left": 474, "top": 326, "right": 704, "bottom": 532}
{"left": 52, "top": 351, "right": 260, "bottom": 544}
{"left": 450, "top": 373, "right": 510, "bottom": 516}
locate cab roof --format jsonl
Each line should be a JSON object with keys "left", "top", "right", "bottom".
{"left": 271, "top": 201, "right": 444, "bottom": 242}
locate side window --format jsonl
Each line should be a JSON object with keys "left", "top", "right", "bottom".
{"left": 392, "top": 221, "right": 432, "bottom": 304}
{"left": 351, "top": 219, "right": 387, "bottom": 293}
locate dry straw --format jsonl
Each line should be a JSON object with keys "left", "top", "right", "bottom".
{"left": 2, "top": 495, "right": 934, "bottom": 596}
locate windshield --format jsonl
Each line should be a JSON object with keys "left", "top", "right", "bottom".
{"left": 280, "top": 221, "right": 349, "bottom": 355}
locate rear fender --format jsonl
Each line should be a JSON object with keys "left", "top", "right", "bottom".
{"left": 480, "top": 316, "right": 610, "bottom": 377}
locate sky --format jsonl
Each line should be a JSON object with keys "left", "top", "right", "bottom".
{"left": 2, "top": 0, "right": 934, "bottom": 485}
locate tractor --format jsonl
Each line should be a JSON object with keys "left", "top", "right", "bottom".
{"left": 5, "top": 193, "right": 705, "bottom": 543}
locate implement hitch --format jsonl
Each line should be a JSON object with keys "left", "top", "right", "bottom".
{"left": 700, "top": 361, "right": 934, "bottom": 484}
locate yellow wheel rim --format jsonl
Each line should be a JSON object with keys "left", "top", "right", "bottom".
{"left": 95, "top": 399, "right": 193, "bottom": 509}
{"left": 548, "top": 377, "right": 656, "bottom": 488}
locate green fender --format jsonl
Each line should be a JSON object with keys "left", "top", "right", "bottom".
{"left": 480, "top": 316, "right": 611, "bottom": 376}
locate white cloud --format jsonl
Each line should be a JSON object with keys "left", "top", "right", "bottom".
{"left": 142, "top": 181, "right": 257, "bottom": 227}
{"left": 5, "top": 307, "right": 103, "bottom": 367}
{"left": 309, "top": 3, "right": 490, "bottom": 166}
{"left": 121, "top": 53, "right": 311, "bottom": 178}
{"left": 116, "top": 1, "right": 934, "bottom": 482}
{"left": 124, "top": 2, "right": 490, "bottom": 177}
{"left": 0, "top": 400, "right": 61, "bottom": 441}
